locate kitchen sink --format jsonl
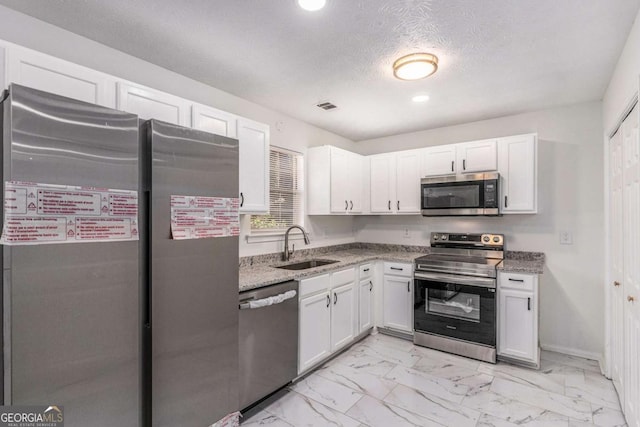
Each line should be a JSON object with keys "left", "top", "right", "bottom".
{"left": 275, "top": 259, "right": 339, "bottom": 270}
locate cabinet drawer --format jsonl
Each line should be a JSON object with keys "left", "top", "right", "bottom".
{"left": 299, "top": 274, "right": 330, "bottom": 297}
{"left": 383, "top": 262, "right": 412, "bottom": 277}
{"left": 359, "top": 263, "right": 373, "bottom": 279}
{"left": 331, "top": 267, "right": 356, "bottom": 287}
{"left": 499, "top": 272, "right": 535, "bottom": 291}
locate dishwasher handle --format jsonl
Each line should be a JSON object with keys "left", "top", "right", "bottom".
{"left": 239, "top": 290, "right": 297, "bottom": 310}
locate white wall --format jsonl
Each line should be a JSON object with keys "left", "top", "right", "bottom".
{"left": 353, "top": 101, "right": 605, "bottom": 359}
{"left": 0, "top": 5, "right": 357, "bottom": 257}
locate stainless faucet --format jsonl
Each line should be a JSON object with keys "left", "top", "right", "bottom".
{"left": 283, "top": 225, "right": 310, "bottom": 261}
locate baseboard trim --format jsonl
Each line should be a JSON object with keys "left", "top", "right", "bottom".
{"left": 539, "top": 342, "right": 604, "bottom": 373}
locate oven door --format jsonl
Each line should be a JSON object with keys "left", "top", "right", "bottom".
{"left": 414, "top": 271, "right": 496, "bottom": 346}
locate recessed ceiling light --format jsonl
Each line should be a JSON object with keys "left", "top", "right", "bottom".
{"left": 298, "top": 0, "right": 326, "bottom": 11}
{"left": 412, "top": 94, "right": 430, "bottom": 103}
{"left": 393, "top": 53, "right": 438, "bottom": 80}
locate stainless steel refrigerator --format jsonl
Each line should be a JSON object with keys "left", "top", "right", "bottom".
{"left": 1, "top": 84, "right": 141, "bottom": 426}
{"left": 142, "top": 120, "right": 239, "bottom": 427}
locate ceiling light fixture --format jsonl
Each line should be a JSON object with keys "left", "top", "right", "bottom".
{"left": 393, "top": 53, "right": 438, "bottom": 80}
{"left": 412, "top": 94, "right": 430, "bottom": 103}
{"left": 298, "top": 0, "right": 326, "bottom": 11}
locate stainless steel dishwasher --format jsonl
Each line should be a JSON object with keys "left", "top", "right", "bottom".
{"left": 239, "top": 280, "right": 299, "bottom": 410}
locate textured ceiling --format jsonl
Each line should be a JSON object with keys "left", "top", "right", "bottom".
{"left": 0, "top": 0, "right": 638, "bottom": 141}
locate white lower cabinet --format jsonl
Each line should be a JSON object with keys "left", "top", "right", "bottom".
{"left": 497, "top": 271, "right": 539, "bottom": 367}
{"left": 382, "top": 262, "right": 413, "bottom": 333}
{"left": 298, "top": 267, "right": 357, "bottom": 374}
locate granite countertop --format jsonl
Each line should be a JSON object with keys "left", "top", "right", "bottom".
{"left": 239, "top": 243, "right": 545, "bottom": 292}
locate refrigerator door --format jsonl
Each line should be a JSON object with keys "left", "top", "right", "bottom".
{"left": 146, "top": 120, "right": 239, "bottom": 427}
{"left": 1, "top": 85, "right": 140, "bottom": 426}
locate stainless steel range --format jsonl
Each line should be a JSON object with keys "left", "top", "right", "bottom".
{"left": 413, "top": 232, "right": 504, "bottom": 363}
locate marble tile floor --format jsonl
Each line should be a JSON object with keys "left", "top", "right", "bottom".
{"left": 241, "top": 333, "right": 626, "bottom": 427}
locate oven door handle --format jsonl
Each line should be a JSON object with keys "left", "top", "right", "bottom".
{"left": 414, "top": 271, "right": 496, "bottom": 288}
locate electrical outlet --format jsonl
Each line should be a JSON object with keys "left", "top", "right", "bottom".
{"left": 403, "top": 228, "right": 411, "bottom": 239}
{"left": 559, "top": 231, "right": 573, "bottom": 245}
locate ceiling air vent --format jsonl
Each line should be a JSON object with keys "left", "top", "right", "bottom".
{"left": 316, "top": 101, "right": 337, "bottom": 111}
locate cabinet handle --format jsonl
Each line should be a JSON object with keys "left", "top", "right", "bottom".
{"left": 345, "top": 200, "right": 348, "bottom": 210}
{"left": 527, "top": 297, "right": 531, "bottom": 311}
{"left": 407, "top": 281, "right": 411, "bottom": 292}
{"left": 369, "top": 281, "right": 373, "bottom": 291}
{"left": 326, "top": 295, "right": 330, "bottom": 307}
{"left": 614, "top": 281, "right": 621, "bottom": 287}
{"left": 508, "top": 278, "right": 524, "bottom": 283}
{"left": 240, "top": 192, "right": 244, "bottom": 207}
{"left": 388, "top": 200, "right": 391, "bottom": 211}
{"left": 504, "top": 195, "right": 508, "bottom": 208}
{"left": 451, "top": 161, "right": 454, "bottom": 172}
{"left": 390, "top": 267, "right": 403, "bottom": 271}
{"left": 463, "top": 159, "right": 466, "bottom": 170}
{"left": 350, "top": 200, "right": 353, "bottom": 210}
{"left": 397, "top": 200, "right": 400, "bottom": 210}
{"left": 334, "top": 293, "right": 338, "bottom": 305}
{"left": 363, "top": 268, "right": 370, "bottom": 272}
{"left": 629, "top": 296, "right": 636, "bottom": 303}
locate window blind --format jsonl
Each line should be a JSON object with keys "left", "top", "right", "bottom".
{"left": 250, "top": 147, "right": 304, "bottom": 232}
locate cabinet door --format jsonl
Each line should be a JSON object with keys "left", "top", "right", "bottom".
{"left": 395, "top": 150, "right": 421, "bottom": 213}
{"left": 382, "top": 275, "right": 412, "bottom": 332}
{"left": 457, "top": 139, "right": 497, "bottom": 173}
{"left": 498, "top": 134, "right": 537, "bottom": 213}
{"left": 330, "top": 147, "right": 349, "bottom": 213}
{"left": 498, "top": 288, "right": 536, "bottom": 361}
{"left": 299, "top": 292, "right": 331, "bottom": 373}
{"left": 117, "top": 82, "right": 190, "bottom": 125}
{"left": 191, "top": 104, "right": 237, "bottom": 138}
{"left": 359, "top": 278, "right": 374, "bottom": 333}
{"left": 369, "top": 154, "right": 395, "bottom": 213}
{"left": 421, "top": 145, "right": 456, "bottom": 177}
{"left": 237, "top": 118, "right": 270, "bottom": 213}
{"left": 331, "top": 282, "right": 356, "bottom": 351}
{"left": 348, "top": 152, "right": 364, "bottom": 213}
{"left": 7, "top": 47, "right": 116, "bottom": 108}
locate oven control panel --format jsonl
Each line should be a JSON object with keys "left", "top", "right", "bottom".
{"left": 430, "top": 232, "right": 504, "bottom": 248}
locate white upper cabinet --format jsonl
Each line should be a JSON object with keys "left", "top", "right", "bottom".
{"left": 369, "top": 150, "right": 420, "bottom": 214}
{"left": 456, "top": 139, "right": 498, "bottom": 173}
{"left": 6, "top": 47, "right": 116, "bottom": 108}
{"left": 191, "top": 104, "right": 237, "bottom": 138}
{"left": 421, "top": 145, "right": 457, "bottom": 177}
{"left": 497, "top": 134, "right": 537, "bottom": 213}
{"left": 117, "top": 81, "right": 190, "bottom": 125}
{"left": 237, "top": 118, "right": 270, "bottom": 214}
{"left": 307, "top": 146, "right": 365, "bottom": 215}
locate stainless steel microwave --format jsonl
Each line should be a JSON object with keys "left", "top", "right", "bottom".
{"left": 421, "top": 172, "right": 500, "bottom": 216}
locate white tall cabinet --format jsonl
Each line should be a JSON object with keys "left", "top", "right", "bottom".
{"left": 237, "top": 118, "right": 270, "bottom": 213}
{"left": 609, "top": 101, "right": 639, "bottom": 427}
{"left": 498, "top": 134, "right": 537, "bottom": 213}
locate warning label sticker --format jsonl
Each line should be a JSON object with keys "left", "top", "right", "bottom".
{"left": 170, "top": 195, "right": 239, "bottom": 240}
{"left": 1, "top": 181, "right": 139, "bottom": 245}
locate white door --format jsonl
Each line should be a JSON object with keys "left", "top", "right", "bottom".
{"left": 117, "top": 82, "right": 190, "bottom": 125}
{"left": 609, "top": 128, "right": 625, "bottom": 400}
{"left": 421, "top": 145, "right": 456, "bottom": 177}
{"left": 369, "top": 154, "right": 395, "bottom": 213}
{"left": 359, "top": 278, "right": 373, "bottom": 333}
{"left": 622, "top": 103, "right": 639, "bottom": 427}
{"left": 7, "top": 47, "right": 116, "bottom": 107}
{"left": 330, "top": 147, "right": 349, "bottom": 213}
{"left": 299, "top": 292, "right": 331, "bottom": 373}
{"left": 237, "top": 118, "right": 270, "bottom": 214}
{"left": 395, "top": 150, "right": 421, "bottom": 213}
{"left": 191, "top": 104, "right": 237, "bottom": 138}
{"left": 457, "top": 139, "right": 498, "bottom": 173}
{"left": 498, "top": 288, "right": 536, "bottom": 361}
{"left": 498, "top": 134, "right": 537, "bottom": 213}
{"left": 331, "top": 282, "right": 356, "bottom": 351}
{"left": 348, "top": 152, "right": 364, "bottom": 213}
{"left": 382, "top": 275, "right": 412, "bottom": 332}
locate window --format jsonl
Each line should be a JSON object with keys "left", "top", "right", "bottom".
{"left": 251, "top": 147, "right": 304, "bottom": 232}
